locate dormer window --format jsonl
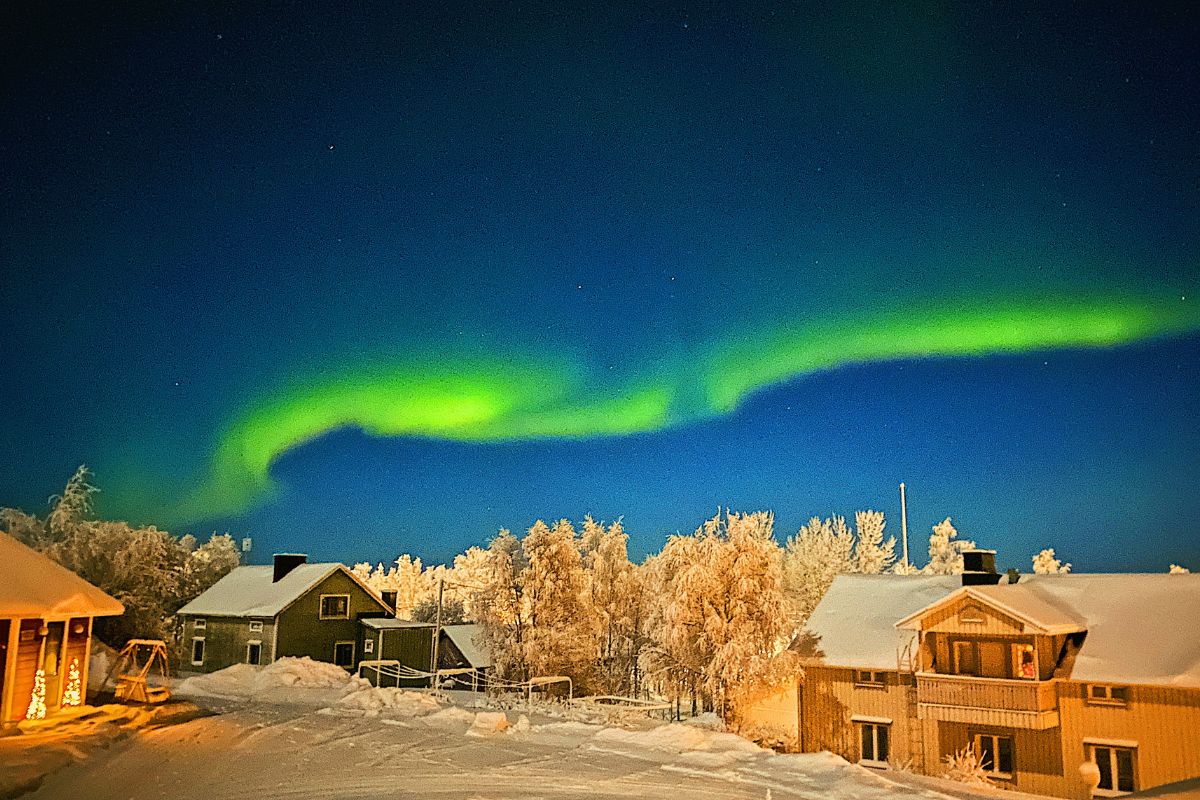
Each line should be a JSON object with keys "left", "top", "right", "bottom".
{"left": 1088, "top": 684, "right": 1129, "bottom": 706}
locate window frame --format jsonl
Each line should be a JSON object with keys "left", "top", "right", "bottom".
{"left": 319, "top": 594, "right": 351, "bottom": 620}
{"left": 1090, "top": 744, "right": 1136, "bottom": 796}
{"left": 191, "top": 636, "right": 206, "bottom": 666}
{"left": 858, "top": 722, "right": 890, "bottom": 768}
{"left": 972, "top": 732, "right": 1015, "bottom": 779}
{"left": 333, "top": 640, "right": 356, "bottom": 669}
{"left": 1087, "top": 684, "right": 1129, "bottom": 706}
{"left": 363, "top": 639, "right": 374, "bottom": 654}
{"left": 854, "top": 669, "right": 887, "bottom": 687}
{"left": 249, "top": 620, "right": 264, "bottom": 633}
{"left": 193, "top": 618, "right": 206, "bottom": 630}
{"left": 246, "top": 640, "right": 262, "bottom": 666}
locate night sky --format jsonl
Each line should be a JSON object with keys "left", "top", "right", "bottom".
{"left": 2, "top": 3, "right": 1197, "bottom": 571}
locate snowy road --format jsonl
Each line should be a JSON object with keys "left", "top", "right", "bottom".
{"left": 25, "top": 700, "right": 957, "bottom": 800}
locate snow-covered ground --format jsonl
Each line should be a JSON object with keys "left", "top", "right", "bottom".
{"left": 20, "top": 659, "right": 1001, "bottom": 800}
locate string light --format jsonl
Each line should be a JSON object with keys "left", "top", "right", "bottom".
{"left": 26, "top": 669, "right": 47, "bottom": 720}
{"left": 62, "top": 658, "right": 83, "bottom": 707}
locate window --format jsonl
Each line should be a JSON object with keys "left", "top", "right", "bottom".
{"left": 974, "top": 733, "right": 1014, "bottom": 778}
{"left": 1091, "top": 745, "right": 1136, "bottom": 795}
{"left": 246, "top": 641, "right": 262, "bottom": 665}
{"left": 363, "top": 639, "right": 374, "bottom": 654}
{"left": 249, "top": 620, "right": 263, "bottom": 633}
{"left": 859, "top": 723, "right": 890, "bottom": 767}
{"left": 194, "top": 618, "right": 206, "bottom": 630}
{"left": 1012, "top": 643, "right": 1036, "bottom": 680}
{"left": 320, "top": 594, "right": 350, "bottom": 619}
{"left": 1088, "top": 685, "right": 1129, "bottom": 705}
{"left": 855, "top": 670, "right": 886, "bottom": 686}
{"left": 333, "top": 641, "right": 355, "bottom": 668}
{"left": 191, "top": 637, "right": 206, "bottom": 666}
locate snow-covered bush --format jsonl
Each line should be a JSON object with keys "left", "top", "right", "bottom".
{"left": 943, "top": 744, "right": 994, "bottom": 786}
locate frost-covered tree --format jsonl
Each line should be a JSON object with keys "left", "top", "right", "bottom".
{"left": 522, "top": 519, "right": 596, "bottom": 686}
{"left": 852, "top": 510, "right": 896, "bottom": 575}
{"left": 2, "top": 468, "right": 240, "bottom": 645}
{"left": 411, "top": 597, "right": 466, "bottom": 625}
{"left": 472, "top": 528, "right": 530, "bottom": 681}
{"left": 782, "top": 516, "right": 854, "bottom": 626}
{"left": 1032, "top": 548, "right": 1071, "bottom": 574}
{"left": 642, "top": 511, "right": 789, "bottom": 721}
{"left": 1169, "top": 564, "right": 1191, "bottom": 574}
{"left": 582, "top": 517, "right": 642, "bottom": 695}
{"left": 924, "top": 517, "right": 975, "bottom": 575}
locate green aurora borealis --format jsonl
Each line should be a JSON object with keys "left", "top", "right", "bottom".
{"left": 178, "top": 295, "right": 1199, "bottom": 521}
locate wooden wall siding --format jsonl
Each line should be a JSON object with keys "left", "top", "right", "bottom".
{"left": 11, "top": 619, "right": 43, "bottom": 722}
{"left": 1058, "top": 682, "right": 1200, "bottom": 799}
{"left": 799, "top": 667, "right": 923, "bottom": 766}
{"left": 921, "top": 598, "right": 1025, "bottom": 636}
{"left": 918, "top": 674, "right": 1059, "bottom": 713}
{"left": 184, "top": 617, "right": 277, "bottom": 673}
{"left": 275, "top": 570, "right": 389, "bottom": 667}
{"left": 935, "top": 721, "right": 1067, "bottom": 797}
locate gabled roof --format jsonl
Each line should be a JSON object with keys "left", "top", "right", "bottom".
{"left": 796, "top": 575, "right": 963, "bottom": 670}
{"left": 896, "top": 583, "right": 1087, "bottom": 634}
{"left": 803, "top": 572, "right": 1200, "bottom": 688}
{"left": 0, "top": 532, "right": 124, "bottom": 618}
{"left": 177, "top": 562, "right": 386, "bottom": 618}
{"left": 441, "top": 623, "right": 490, "bottom": 669}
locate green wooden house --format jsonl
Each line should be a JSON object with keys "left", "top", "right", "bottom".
{"left": 177, "top": 554, "right": 392, "bottom": 672}
{"left": 359, "top": 618, "right": 434, "bottom": 688}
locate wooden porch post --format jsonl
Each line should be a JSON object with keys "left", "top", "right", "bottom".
{"left": 1, "top": 619, "right": 20, "bottom": 723}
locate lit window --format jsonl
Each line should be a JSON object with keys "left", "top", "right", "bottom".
{"left": 974, "top": 733, "right": 1014, "bottom": 778}
{"left": 320, "top": 595, "right": 350, "bottom": 619}
{"left": 1091, "top": 745, "right": 1136, "bottom": 795}
{"left": 1012, "top": 643, "right": 1036, "bottom": 680}
{"left": 859, "top": 723, "right": 890, "bottom": 767}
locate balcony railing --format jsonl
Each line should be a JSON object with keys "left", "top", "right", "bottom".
{"left": 915, "top": 673, "right": 1060, "bottom": 729}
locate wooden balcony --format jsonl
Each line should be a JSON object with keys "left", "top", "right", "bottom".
{"left": 916, "top": 673, "right": 1060, "bottom": 729}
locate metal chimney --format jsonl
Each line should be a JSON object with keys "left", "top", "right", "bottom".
{"left": 962, "top": 549, "right": 1001, "bottom": 586}
{"left": 273, "top": 553, "right": 307, "bottom": 583}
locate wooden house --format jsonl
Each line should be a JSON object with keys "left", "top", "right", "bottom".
{"left": 177, "top": 554, "right": 392, "bottom": 672}
{"left": 0, "top": 531, "right": 124, "bottom": 724}
{"left": 359, "top": 618, "right": 434, "bottom": 687}
{"left": 744, "top": 558, "right": 1200, "bottom": 799}
{"left": 435, "top": 623, "right": 492, "bottom": 691}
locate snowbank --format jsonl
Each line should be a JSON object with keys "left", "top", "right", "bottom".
{"left": 177, "top": 657, "right": 354, "bottom": 700}
{"left": 591, "top": 722, "right": 763, "bottom": 756}
{"left": 336, "top": 686, "right": 442, "bottom": 715}
{"left": 465, "top": 711, "right": 510, "bottom": 736}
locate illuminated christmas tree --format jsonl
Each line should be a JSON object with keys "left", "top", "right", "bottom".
{"left": 62, "top": 658, "right": 82, "bottom": 707}
{"left": 26, "top": 669, "right": 47, "bottom": 720}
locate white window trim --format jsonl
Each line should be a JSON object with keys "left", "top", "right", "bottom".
{"left": 191, "top": 636, "right": 206, "bottom": 666}
{"left": 249, "top": 620, "right": 264, "bottom": 633}
{"left": 319, "top": 594, "right": 351, "bottom": 620}
{"left": 1086, "top": 684, "right": 1129, "bottom": 706}
{"left": 1088, "top": 742, "right": 1137, "bottom": 796}
{"left": 858, "top": 721, "right": 890, "bottom": 769}
{"left": 333, "top": 640, "right": 356, "bottom": 668}
{"left": 193, "top": 618, "right": 206, "bottom": 630}
{"left": 246, "top": 639, "right": 263, "bottom": 665}
{"left": 854, "top": 669, "right": 886, "bottom": 687}
{"left": 973, "top": 733, "right": 1014, "bottom": 779}
{"left": 363, "top": 639, "right": 374, "bottom": 654}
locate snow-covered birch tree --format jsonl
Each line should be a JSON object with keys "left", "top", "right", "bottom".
{"left": 1032, "top": 548, "right": 1071, "bottom": 574}
{"left": 924, "top": 517, "right": 975, "bottom": 575}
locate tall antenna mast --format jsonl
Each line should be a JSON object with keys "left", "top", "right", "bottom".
{"left": 900, "top": 482, "right": 910, "bottom": 571}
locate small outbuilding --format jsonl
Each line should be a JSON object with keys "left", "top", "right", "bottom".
{"left": 1, "top": 532, "right": 124, "bottom": 724}
{"left": 359, "top": 618, "right": 434, "bottom": 687}
{"left": 436, "top": 623, "right": 492, "bottom": 690}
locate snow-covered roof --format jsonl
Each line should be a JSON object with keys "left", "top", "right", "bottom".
{"left": 441, "top": 624, "right": 490, "bottom": 669}
{"left": 803, "top": 573, "right": 1200, "bottom": 688}
{"left": 362, "top": 618, "right": 433, "bottom": 630}
{"left": 896, "top": 583, "right": 1087, "bottom": 635}
{"left": 0, "top": 531, "right": 124, "bottom": 618}
{"left": 178, "top": 563, "right": 379, "bottom": 618}
{"left": 797, "top": 575, "right": 962, "bottom": 671}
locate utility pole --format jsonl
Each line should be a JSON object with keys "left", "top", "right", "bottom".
{"left": 900, "top": 482, "right": 910, "bottom": 571}
{"left": 430, "top": 578, "right": 444, "bottom": 689}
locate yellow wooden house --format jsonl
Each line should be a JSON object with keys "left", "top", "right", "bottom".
{"left": 0, "top": 532, "right": 124, "bottom": 724}
{"left": 745, "top": 556, "right": 1200, "bottom": 799}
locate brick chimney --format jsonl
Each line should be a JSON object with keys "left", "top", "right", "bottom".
{"left": 273, "top": 553, "right": 307, "bottom": 583}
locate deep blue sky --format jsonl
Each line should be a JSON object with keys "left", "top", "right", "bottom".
{"left": 2, "top": 2, "right": 1197, "bottom": 571}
